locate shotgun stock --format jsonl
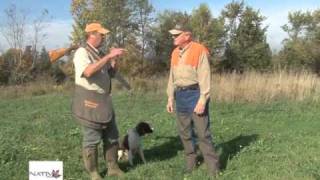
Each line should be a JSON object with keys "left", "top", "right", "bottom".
{"left": 48, "top": 44, "right": 79, "bottom": 63}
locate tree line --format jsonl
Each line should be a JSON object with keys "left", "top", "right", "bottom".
{"left": 0, "top": 0, "right": 320, "bottom": 85}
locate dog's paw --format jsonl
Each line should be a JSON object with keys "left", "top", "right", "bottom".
{"left": 118, "top": 150, "right": 129, "bottom": 161}
{"left": 118, "top": 150, "right": 124, "bottom": 161}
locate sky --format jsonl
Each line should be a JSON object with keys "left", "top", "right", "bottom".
{"left": 0, "top": 0, "right": 319, "bottom": 52}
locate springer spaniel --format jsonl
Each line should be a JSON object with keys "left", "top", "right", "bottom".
{"left": 118, "top": 122, "right": 153, "bottom": 165}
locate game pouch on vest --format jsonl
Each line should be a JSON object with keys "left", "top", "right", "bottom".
{"left": 72, "top": 85, "right": 114, "bottom": 126}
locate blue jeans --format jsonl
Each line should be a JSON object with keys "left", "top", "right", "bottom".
{"left": 175, "top": 89, "right": 200, "bottom": 113}
{"left": 175, "top": 89, "right": 201, "bottom": 147}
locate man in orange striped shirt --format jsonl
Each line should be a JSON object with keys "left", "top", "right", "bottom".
{"left": 166, "top": 24, "right": 220, "bottom": 176}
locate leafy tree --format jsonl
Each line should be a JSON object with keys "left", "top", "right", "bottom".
{"left": 71, "top": 0, "right": 133, "bottom": 47}
{"left": 130, "top": 0, "right": 154, "bottom": 59}
{"left": 31, "top": 9, "right": 50, "bottom": 68}
{"left": 1, "top": 48, "right": 22, "bottom": 84}
{"left": 153, "top": 10, "right": 190, "bottom": 68}
{"left": 219, "top": 2, "right": 271, "bottom": 72}
{"left": 282, "top": 11, "right": 313, "bottom": 41}
{"left": 221, "top": 0, "right": 244, "bottom": 42}
{"left": 190, "top": 3, "right": 225, "bottom": 63}
{"left": 235, "top": 7, "right": 271, "bottom": 70}
{"left": 70, "top": 0, "right": 157, "bottom": 78}
{"left": 128, "top": 0, "right": 155, "bottom": 76}
{"left": 1, "top": 4, "right": 26, "bottom": 71}
{"left": 0, "top": 55, "right": 10, "bottom": 85}
{"left": 50, "top": 62, "right": 67, "bottom": 84}
{"left": 278, "top": 9, "right": 320, "bottom": 72}
{"left": 70, "top": 0, "right": 92, "bottom": 44}
{"left": 36, "top": 47, "right": 51, "bottom": 74}
{"left": 0, "top": 3, "right": 51, "bottom": 84}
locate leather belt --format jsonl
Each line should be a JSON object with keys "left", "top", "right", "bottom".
{"left": 176, "top": 84, "right": 199, "bottom": 91}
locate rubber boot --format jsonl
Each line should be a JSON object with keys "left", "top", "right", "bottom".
{"left": 104, "top": 143, "right": 124, "bottom": 176}
{"left": 83, "top": 148, "right": 103, "bottom": 180}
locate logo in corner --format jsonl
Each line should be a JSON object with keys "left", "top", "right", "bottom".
{"left": 29, "top": 161, "right": 63, "bottom": 180}
{"left": 52, "top": 170, "right": 61, "bottom": 178}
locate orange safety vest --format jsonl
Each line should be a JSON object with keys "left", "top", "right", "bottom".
{"left": 171, "top": 42, "right": 209, "bottom": 68}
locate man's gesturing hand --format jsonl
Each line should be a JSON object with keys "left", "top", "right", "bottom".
{"left": 107, "top": 48, "right": 126, "bottom": 59}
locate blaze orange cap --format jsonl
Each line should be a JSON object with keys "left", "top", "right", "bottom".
{"left": 85, "top": 23, "right": 110, "bottom": 35}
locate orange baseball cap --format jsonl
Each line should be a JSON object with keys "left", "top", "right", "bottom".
{"left": 85, "top": 22, "right": 110, "bottom": 34}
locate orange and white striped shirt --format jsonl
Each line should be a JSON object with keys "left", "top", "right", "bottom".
{"left": 167, "top": 41, "right": 211, "bottom": 105}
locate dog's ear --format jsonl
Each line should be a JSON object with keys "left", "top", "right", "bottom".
{"left": 136, "top": 122, "right": 153, "bottom": 136}
{"left": 144, "top": 123, "right": 153, "bottom": 133}
{"left": 136, "top": 122, "right": 145, "bottom": 136}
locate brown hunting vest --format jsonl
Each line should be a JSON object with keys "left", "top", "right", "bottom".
{"left": 71, "top": 45, "right": 114, "bottom": 129}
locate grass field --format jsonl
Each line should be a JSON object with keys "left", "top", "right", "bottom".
{"left": 0, "top": 91, "right": 320, "bottom": 180}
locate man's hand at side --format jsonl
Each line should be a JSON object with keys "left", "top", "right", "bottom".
{"left": 166, "top": 98, "right": 174, "bottom": 113}
{"left": 194, "top": 102, "right": 205, "bottom": 115}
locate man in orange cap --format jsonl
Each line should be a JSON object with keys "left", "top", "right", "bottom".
{"left": 166, "top": 24, "right": 220, "bottom": 176}
{"left": 72, "top": 22, "right": 126, "bottom": 180}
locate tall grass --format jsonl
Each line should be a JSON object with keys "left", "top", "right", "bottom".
{"left": 0, "top": 78, "right": 73, "bottom": 99}
{"left": 2, "top": 70, "right": 320, "bottom": 102}
{"left": 130, "top": 70, "right": 320, "bottom": 103}
{"left": 213, "top": 70, "right": 320, "bottom": 102}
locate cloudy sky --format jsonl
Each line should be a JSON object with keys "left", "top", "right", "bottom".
{"left": 0, "top": 0, "right": 319, "bottom": 52}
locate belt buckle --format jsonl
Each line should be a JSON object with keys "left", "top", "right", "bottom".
{"left": 177, "top": 85, "right": 191, "bottom": 91}
{"left": 178, "top": 86, "right": 185, "bottom": 91}
{"left": 176, "top": 86, "right": 183, "bottom": 91}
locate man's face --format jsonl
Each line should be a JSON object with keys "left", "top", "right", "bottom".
{"left": 91, "top": 32, "right": 106, "bottom": 48}
{"left": 172, "top": 32, "right": 191, "bottom": 47}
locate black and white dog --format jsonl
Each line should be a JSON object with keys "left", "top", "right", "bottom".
{"left": 118, "top": 122, "right": 153, "bottom": 165}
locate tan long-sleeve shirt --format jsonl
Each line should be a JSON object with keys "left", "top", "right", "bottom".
{"left": 167, "top": 41, "right": 211, "bottom": 105}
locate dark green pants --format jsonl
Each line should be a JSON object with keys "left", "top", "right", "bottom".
{"left": 82, "top": 116, "right": 119, "bottom": 148}
{"left": 176, "top": 111, "right": 219, "bottom": 171}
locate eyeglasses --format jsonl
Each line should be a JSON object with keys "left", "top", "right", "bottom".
{"left": 172, "top": 33, "right": 181, "bottom": 39}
